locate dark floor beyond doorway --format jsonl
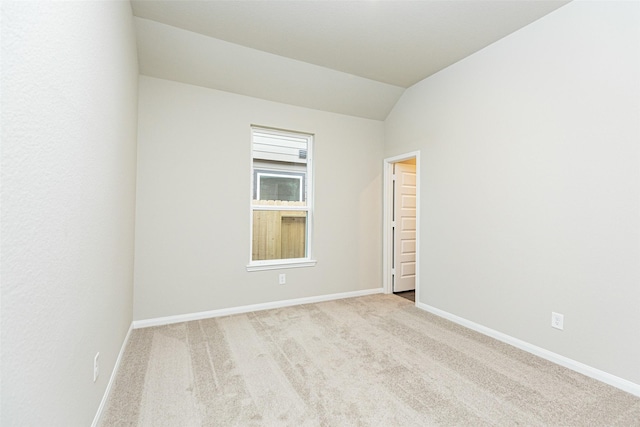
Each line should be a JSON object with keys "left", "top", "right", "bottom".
{"left": 394, "top": 290, "right": 415, "bottom": 302}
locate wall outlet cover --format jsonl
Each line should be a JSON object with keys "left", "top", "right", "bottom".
{"left": 94, "top": 352, "right": 100, "bottom": 382}
{"left": 551, "top": 312, "right": 564, "bottom": 330}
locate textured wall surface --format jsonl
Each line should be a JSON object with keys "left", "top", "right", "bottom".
{"left": 133, "top": 76, "right": 383, "bottom": 321}
{"left": 1, "top": 2, "right": 138, "bottom": 424}
{"left": 385, "top": 0, "right": 640, "bottom": 385}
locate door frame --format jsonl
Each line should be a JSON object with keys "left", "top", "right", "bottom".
{"left": 383, "top": 151, "right": 421, "bottom": 303}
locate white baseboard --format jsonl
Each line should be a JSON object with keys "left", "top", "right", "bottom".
{"left": 132, "top": 288, "right": 384, "bottom": 329}
{"left": 416, "top": 302, "right": 640, "bottom": 398}
{"left": 91, "top": 323, "right": 133, "bottom": 427}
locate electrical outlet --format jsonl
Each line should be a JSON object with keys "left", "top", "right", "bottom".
{"left": 551, "top": 312, "right": 564, "bottom": 330}
{"left": 279, "top": 273, "right": 286, "bottom": 285}
{"left": 94, "top": 352, "right": 100, "bottom": 382}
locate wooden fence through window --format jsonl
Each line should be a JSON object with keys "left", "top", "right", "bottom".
{"left": 252, "top": 200, "right": 306, "bottom": 260}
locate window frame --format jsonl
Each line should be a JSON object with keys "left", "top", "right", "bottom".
{"left": 247, "top": 126, "right": 316, "bottom": 271}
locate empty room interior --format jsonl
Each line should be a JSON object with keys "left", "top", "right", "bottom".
{"left": 2, "top": 0, "right": 640, "bottom": 425}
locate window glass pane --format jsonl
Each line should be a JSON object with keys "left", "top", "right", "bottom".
{"left": 252, "top": 210, "right": 307, "bottom": 261}
{"left": 251, "top": 127, "right": 311, "bottom": 263}
{"left": 259, "top": 176, "right": 299, "bottom": 201}
{"left": 258, "top": 175, "right": 302, "bottom": 202}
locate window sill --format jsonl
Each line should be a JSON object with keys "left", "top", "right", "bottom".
{"left": 246, "top": 259, "right": 317, "bottom": 272}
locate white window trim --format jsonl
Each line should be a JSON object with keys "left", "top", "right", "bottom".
{"left": 248, "top": 126, "right": 316, "bottom": 271}
{"left": 246, "top": 258, "right": 317, "bottom": 272}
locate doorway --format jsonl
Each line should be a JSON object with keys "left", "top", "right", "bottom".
{"left": 383, "top": 152, "right": 420, "bottom": 304}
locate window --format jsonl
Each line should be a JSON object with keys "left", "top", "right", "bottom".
{"left": 248, "top": 127, "right": 315, "bottom": 270}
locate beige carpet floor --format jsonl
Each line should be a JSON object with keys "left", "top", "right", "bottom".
{"left": 100, "top": 294, "right": 640, "bottom": 426}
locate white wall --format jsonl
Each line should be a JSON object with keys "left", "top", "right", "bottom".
{"left": 134, "top": 76, "right": 383, "bottom": 321}
{"left": 385, "top": 0, "right": 640, "bottom": 385}
{"left": 1, "top": 2, "right": 138, "bottom": 425}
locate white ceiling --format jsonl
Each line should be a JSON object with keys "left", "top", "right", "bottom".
{"left": 131, "top": 0, "right": 570, "bottom": 120}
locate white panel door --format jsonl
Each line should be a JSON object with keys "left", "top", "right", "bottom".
{"left": 393, "top": 162, "right": 416, "bottom": 292}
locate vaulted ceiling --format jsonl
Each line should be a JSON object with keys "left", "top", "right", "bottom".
{"left": 131, "top": 0, "right": 570, "bottom": 120}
